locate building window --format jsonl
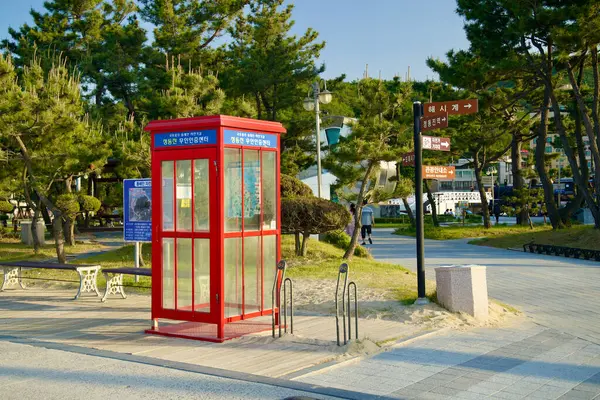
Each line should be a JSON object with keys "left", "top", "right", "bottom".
{"left": 545, "top": 146, "right": 553, "bottom": 153}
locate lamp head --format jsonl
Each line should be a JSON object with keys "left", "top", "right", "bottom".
{"left": 303, "top": 97, "right": 315, "bottom": 111}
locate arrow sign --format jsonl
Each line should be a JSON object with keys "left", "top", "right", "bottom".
{"left": 422, "top": 135, "right": 451, "bottom": 152}
{"left": 423, "top": 99, "right": 479, "bottom": 116}
{"left": 402, "top": 152, "right": 415, "bottom": 166}
{"left": 420, "top": 112, "right": 448, "bottom": 132}
{"left": 422, "top": 165, "right": 456, "bottom": 180}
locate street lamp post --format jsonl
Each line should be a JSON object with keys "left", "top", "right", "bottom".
{"left": 303, "top": 80, "right": 333, "bottom": 198}
{"left": 557, "top": 156, "right": 563, "bottom": 207}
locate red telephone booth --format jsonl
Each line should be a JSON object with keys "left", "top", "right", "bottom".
{"left": 145, "top": 115, "right": 285, "bottom": 342}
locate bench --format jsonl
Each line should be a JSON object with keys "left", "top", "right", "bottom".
{"left": 0, "top": 261, "right": 101, "bottom": 300}
{"left": 102, "top": 267, "right": 152, "bottom": 302}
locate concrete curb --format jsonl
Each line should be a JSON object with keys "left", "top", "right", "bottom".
{"left": 0, "top": 335, "right": 395, "bottom": 400}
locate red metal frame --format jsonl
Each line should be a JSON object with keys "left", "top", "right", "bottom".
{"left": 146, "top": 115, "right": 285, "bottom": 342}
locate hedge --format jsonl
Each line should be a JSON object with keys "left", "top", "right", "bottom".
{"left": 281, "top": 174, "right": 313, "bottom": 198}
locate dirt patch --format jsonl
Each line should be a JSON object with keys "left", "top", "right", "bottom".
{"left": 292, "top": 278, "right": 522, "bottom": 332}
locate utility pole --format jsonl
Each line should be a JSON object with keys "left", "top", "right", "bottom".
{"left": 413, "top": 101, "right": 427, "bottom": 304}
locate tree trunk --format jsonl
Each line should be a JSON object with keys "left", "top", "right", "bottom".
{"left": 511, "top": 136, "right": 529, "bottom": 226}
{"left": 423, "top": 180, "right": 439, "bottom": 227}
{"left": 30, "top": 201, "right": 43, "bottom": 253}
{"left": 402, "top": 197, "right": 415, "bottom": 227}
{"left": 64, "top": 219, "right": 75, "bottom": 246}
{"left": 344, "top": 162, "right": 375, "bottom": 259}
{"left": 139, "top": 242, "right": 146, "bottom": 267}
{"left": 14, "top": 135, "right": 68, "bottom": 261}
{"left": 52, "top": 217, "right": 66, "bottom": 264}
{"left": 300, "top": 232, "right": 310, "bottom": 257}
{"left": 537, "top": 85, "right": 564, "bottom": 229}
{"left": 294, "top": 232, "right": 301, "bottom": 256}
{"left": 473, "top": 156, "right": 491, "bottom": 229}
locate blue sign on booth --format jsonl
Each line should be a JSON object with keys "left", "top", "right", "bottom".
{"left": 224, "top": 129, "right": 278, "bottom": 148}
{"left": 154, "top": 130, "right": 217, "bottom": 148}
{"left": 123, "top": 179, "right": 152, "bottom": 242}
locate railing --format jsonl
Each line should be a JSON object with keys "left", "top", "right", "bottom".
{"left": 335, "top": 263, "right": 358, "bottom": 346}
{"left": 524, "top": 243, "right": 600, "bottom": 262}
{"left": 272, "top": 260, "right": 294, "bottom": 338}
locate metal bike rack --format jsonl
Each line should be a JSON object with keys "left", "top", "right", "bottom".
{"left": 272, "top": 260, "right": 293, "bottom": 338}
{"left": 335, "top": 263, "right": 358, "bottom": 346}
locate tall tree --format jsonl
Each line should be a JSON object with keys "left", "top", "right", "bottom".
{"left": 224, "top": 0, "right": 325, "bottom": 121}
{"left": 324, "top": 78, "right": 412, "bottom": 259}
{"left": 0, "top": 54, "right": 108, "bottom": 261}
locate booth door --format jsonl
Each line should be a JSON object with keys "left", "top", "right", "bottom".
{"left": 156, "top": 148, "right": 218, "bottom": 323}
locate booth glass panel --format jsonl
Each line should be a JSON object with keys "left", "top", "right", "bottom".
{"left": 176, "top": 238, "right": 193, "bottom": 311}
{"left": 224, "top": 149, "right": 242, "bottom": 232}
{"left": 243, "top": 149, "right": 261, "bottom": 231}
{"left": 176, "top": 160, "right": 192, "bottom": 232}
{"left": 262, "top": 235, "right": 277, "bottom": 310}
{"left": 262, "top": 152, "right": 277, "bottom": 230}
{"left": 224, "top": 237, "right": 242, "bottom": 318}
{"left": 162, "top": 161, "right": 174, "bottom": 231}
{"left": 194, "top": 159, "right": 210, "bottom": 231}
{"left": 162, "top": 238, "right": 175, "bottom": 309}
{"left": 194, "top": 239, "right": 210, "bottom": 313}
{"left": 244, "top": 236, "right": 261, "bottom": 314}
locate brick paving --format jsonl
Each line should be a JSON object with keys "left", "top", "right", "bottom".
{"left": 295, "top": 229, "right": 600, "bottom": 399}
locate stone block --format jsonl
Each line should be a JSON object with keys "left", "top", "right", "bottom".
{"left": 20, "top": 220, "right": 46, "bottom": 246}
{"left": 435, "top": 265, "right": 489, "bottom": 320}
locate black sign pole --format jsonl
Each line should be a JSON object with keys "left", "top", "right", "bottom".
{"left": 413, "top": 101, "right": 428, "bottom": 304}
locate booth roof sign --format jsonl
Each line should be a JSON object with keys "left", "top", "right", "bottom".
{"left": 422, "top": 136, "right": 451, "bottom": 152}
{"left": 224, "top": 129, "right": 278, "bottom": 148}
{"left": 154, "top": 130, "right": 217, "bottom": 148}
{"left": 423, "top": 99, "right": 478, "bottom": 116}
{"left": 420, "top": 113, "right": 448, "bottom": 132}
{"left": 422, "top": 165, "right": 455, "bottom": 180}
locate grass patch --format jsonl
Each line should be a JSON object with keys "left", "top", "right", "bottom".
{"left": 282, "top": 235, "right": 435, "bottom": 303}
{"left": 0, "top": 238, "right": 105, "bottom": 263}
{"left": 471, "top": 225, "right": 600, "bottom": 251}
{"left": 395, "top": 223, "right": 553, "bottom": 241}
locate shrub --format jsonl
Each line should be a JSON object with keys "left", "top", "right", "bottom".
{"left": 0, "top": 200, "right": 14, "bottom": 214}
{"left": 281, "top": 174, "right": 313, "bottom": 198}
{"left": 282, "top": 197, "right": 351, "bottom": 256}
{"left": 322, "top": 230, "right": 370, "bottom": 258}
{"left": 56, "top": 194, "right": 80, "bottom": 218}
{"left": 78, "top": 195, "right": 101, "bottom": 213}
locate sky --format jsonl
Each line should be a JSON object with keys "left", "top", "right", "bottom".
{"left": 0, "top": 0, "right": 470, "bottom": 82}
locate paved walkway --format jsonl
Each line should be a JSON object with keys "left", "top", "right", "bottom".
{"left": 294, "top": 229, "right": 600, "bottom": 399}
{"left": 369, "top": 229, "right": 600, "bottom": 344}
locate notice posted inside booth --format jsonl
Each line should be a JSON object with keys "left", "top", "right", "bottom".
{"left": 145, "top": 115, "right": 285, "bottom": 342}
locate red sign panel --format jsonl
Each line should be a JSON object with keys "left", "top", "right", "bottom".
{"left": 422, "top": 136, "right": 451, "bottom": 152}
{"left": 402, "top": 152, "right": 415, "bottom": 166}
{"left": 423, "top": 165, "right": 455, "bottom": 180}
{"left": 423, "top": 99, "right": 478, "bottom": 116}
{"left": 420, "top": 113, "right": 448, "bottom": 132}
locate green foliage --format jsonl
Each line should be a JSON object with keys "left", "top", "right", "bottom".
{"left": 0, "top": 201, "right": 14, "bottom": 214}
{"left": 502, "top": 188, "right": 546, "bottom": 219}
{"left": 321, "top": 230, "right": 370, "bottom": 258}
{"left": 78, "top": 195, "right": 101, "bottom": 213}
{"left": 281, "top": 174, "right": 313, "bottom": 198}
{"left": 56, "top": 194, "right": 80, "bottom": 219}
{"left": 281, "top": 197, "right": 350, "bottom": 235}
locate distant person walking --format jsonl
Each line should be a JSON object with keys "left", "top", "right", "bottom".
{"left": 360, "top": 199, "right": 375, "bottom": 245}
{"left": 345, "top": 203, "right": 356, "bottom": 236}
{"left": 493, "top": 202, "right": 501, "bottom": 225}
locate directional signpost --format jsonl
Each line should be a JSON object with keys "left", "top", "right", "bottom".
{"left": 412, "top": 99, "right": 478, "bottom": 305}
{"left": 420, "top": 113, "right": 448, "bottom": 132}
{"left": 402, "top": 152, "right": 415, "bottom": 167}
{"left": 423, "top": 165, "right": 455, "bottom": 179}
{"left": 422, "top": 135, "right": 451, "bottom": 152}
{"left": 423, "top": 99, "right": 478, "bottom": 117}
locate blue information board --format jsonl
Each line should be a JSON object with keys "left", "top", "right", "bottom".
{"left": 154, "top": 130, "right": 217, "bottom": 148}
{"left": 123, "top": 179, "right": 152, "bottom": 242}
{"left": 224, "top": 129, "right": 278, "bottom": 148}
